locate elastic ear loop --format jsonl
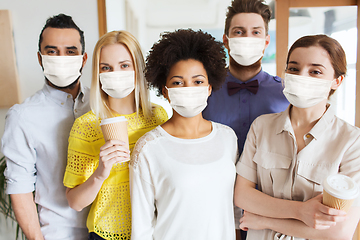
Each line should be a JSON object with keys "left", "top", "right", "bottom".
{"left": 163, "top": 86, "right": 169, "bottom": 101}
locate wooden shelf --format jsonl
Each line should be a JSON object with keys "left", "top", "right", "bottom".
{"left": 0, "top": 10, "right": 20, "bottom": 108}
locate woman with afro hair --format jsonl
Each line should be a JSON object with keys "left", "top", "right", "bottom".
{"left": 130, "top": 29, "right": 238, "bottom": 240}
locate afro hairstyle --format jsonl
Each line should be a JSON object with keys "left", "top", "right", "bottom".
{"left": 145, "top": 29, "right": 227, "bottom": 96}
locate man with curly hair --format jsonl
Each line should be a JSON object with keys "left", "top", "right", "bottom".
{"left": 202, "top": 0, "right": 289, "bottom": 239}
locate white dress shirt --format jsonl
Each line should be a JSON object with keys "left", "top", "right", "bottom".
{"left": 2, "top": 83, "right": 90, "bottom": 240}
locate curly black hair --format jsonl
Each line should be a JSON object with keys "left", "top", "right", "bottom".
{"left": 145, "top": 29, "right": 227, "bottom": 96}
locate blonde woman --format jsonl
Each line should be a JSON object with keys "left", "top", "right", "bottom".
{"left": 63, "top": 30, "right": 168, "bottom": 240}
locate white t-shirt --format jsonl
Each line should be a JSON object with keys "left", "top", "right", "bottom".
{"left": 130, "top": 122, "right": 238, "bottom": 240}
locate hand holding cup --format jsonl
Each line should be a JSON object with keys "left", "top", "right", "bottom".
{"left": 94, "top": 116, "right": 130, "bottom": 181}
{"left": 96, "top": 139, "right": 130, "bottom": 181}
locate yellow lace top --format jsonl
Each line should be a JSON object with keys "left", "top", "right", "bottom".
{"left": 63, "top": 104, "right": 168, "bottom": 240}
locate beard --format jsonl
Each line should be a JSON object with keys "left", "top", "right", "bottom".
{"left": 45, "top": 76, "right": 80, "bottom": 90}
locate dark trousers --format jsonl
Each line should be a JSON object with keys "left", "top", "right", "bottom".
{"left": 88, "top": 232, "right": 106, "bottom": 240}
{"left": 241, "top": 229, "right": 247, "bottom": 239}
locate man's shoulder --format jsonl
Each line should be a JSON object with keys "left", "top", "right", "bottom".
{"left": 82, "top": 84, "right": 90, "bottom": 95}
{"left": 8, "top": 89, "right": 46, "bottom": 115}
{"left": 260, "top": 70, "right": 282, "bottom": 83}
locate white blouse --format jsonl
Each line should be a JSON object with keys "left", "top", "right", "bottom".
{"left": 130, "top": 122, "right": 238, "bottom": 240}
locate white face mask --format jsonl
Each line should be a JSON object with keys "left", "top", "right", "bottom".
{"left": 283, "top": 73, "right": 334, "bottom": 108}
{"left": 40, "top": 54, "right": 83, "bottom": 87}
{"left": 166, "top": 86, "right": 209, "bottom": 118}
{"left": 100, "top": 71, "right": 135, "bottom": 99}
{"left": 227, "top": 36, "right": 266, "bottom": 66}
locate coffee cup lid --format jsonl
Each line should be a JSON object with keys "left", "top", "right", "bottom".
{"left": 100, "top": 116, "right": 127, "bottom": 125}
{"left": 323, "top": 174, "right": 360, "bottom": 200}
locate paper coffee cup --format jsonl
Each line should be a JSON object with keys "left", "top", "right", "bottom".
{"left": 100, "top": 116, "right": 129, "bottom": 161}
{"left": 322, "top": 174, "right": 359, "bottom": 212}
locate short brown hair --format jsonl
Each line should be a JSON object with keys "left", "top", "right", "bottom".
{"left": 224, "top": 0, "right": 271, "bottom": 36}
{"left": 286, "top": 34, "right": 347, "bottom": 97}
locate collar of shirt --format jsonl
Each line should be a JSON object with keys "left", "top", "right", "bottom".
{"left": 226, "top": 68, "right": 265, "bottom": 84}
{"left": 307, "top": 104, "right": 335, "bottom": 140}
{"left": 77, "top": 83, "right": 87, "bottom": 103}
{"left": 42, "top": 82, "right": 87, "bottom": 106}
{"left": 276, "top": 104, "right": 336, "bottom": 141}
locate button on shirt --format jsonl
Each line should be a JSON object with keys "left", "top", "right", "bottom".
{"left": 237, "top": 105, "right": 360, "bottom": 240}
{"left": 203, "top": 69, "right": 289, "bottom": 155}
{"left": 2, "top": 83, "right": 90, "bottom": 240}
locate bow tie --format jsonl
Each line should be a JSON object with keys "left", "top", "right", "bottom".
{"left": 227, "top": 80, "right": 259, "bottom": 95}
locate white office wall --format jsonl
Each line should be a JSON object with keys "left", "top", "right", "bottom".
{"left": 106, "top": 0, "right": 126, "bottom": 32}
{"left": 0, "top": 0, "right": 98, "bottom": 137}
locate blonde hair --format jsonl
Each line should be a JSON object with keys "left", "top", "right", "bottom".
{"left": 90, "top": 30, "right": 151, "bottom": 119}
